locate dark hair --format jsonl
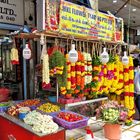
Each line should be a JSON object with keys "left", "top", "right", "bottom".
{"left": 133, "top": 58, "right": 139, "bottom": 67}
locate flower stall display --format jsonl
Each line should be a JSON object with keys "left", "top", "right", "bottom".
{"left": 24, "top": 110, "right": 59, "bottom": 134}
{"left": 96, "top": 101, "right": 128, "bottom": 140}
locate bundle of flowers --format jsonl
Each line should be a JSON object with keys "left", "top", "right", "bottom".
{"left": 96, "top": 101, "right": 128, "bottom": 124}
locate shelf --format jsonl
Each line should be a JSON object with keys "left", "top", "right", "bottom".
{"left": 15, "top": 33, "right": 40, "bottom": 39}
{"left": 65, "top": 97, "right": 108, "bottom": 109}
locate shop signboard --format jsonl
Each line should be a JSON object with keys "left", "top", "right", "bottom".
{"left": 114, "top": 17, "right": 124, "bottom": 42}
{"left": 59, "top": 0, "right": 115, "bottom": 42}
{"left": 0, "top": 0, "right": 24, "bottom": 25}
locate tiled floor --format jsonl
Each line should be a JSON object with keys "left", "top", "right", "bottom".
{"left": 66, "top": 119, "right": 140, "bottom": 140}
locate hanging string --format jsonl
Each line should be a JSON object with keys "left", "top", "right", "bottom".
{"left": 91, "top": 43, "right": 94, "bottom": 58}
{"left": 67, "top": 38, "right": 69, "bottom": 53}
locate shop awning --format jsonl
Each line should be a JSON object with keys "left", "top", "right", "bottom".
{"left": 0, "top": 23, "right": 22, "bottom": 31}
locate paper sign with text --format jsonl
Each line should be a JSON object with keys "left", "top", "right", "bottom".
{"left": 0, "top": 0, "right": 24, "bottom": 25}
{"left": 59, "top": 0, "right": 115, "bottom": 41}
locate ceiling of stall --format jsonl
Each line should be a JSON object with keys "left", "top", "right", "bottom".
{"left": 98, "top": 0, "right": 140, "bottom": 28}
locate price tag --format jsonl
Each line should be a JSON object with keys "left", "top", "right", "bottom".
{"left": 102, "top": 55, "right": 108, "bottom": 58}
{"left": 23, "top": 47, "right": 31, "bottom": 60}
{"left": 69, "top": 53, "right": 77, "bottom": 57}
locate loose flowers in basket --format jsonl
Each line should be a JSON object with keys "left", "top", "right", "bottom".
{"left": 96, "top": 101, "right": 128, "bottom": 140}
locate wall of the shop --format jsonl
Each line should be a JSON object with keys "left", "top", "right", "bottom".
{"left": 124, "top": 25, "right": 137, "bottom": 44}
{"left": 24, "top": 0, "right": 36, "bottom": 27}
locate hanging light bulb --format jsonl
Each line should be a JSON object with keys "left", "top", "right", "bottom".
{"left": 68, "top": 43, "right": 78, "bottom": 63}
{"left": 100, "top": 47, "right": 109, "bottom": 64}
{"left": 40, "top": 34, "right": 45, "bottom": 45}
{"left": 122, "top": 51, "right": 129, "bottom": 65}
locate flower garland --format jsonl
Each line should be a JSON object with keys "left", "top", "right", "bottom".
{"left": 91, "top": 56, "right": 102, "bottom": 97}
{"left": 66, "top": 54, "right": 71, "bottom": 90}
{"left": 49, "top": 51, "right": 65, "bottom": 76}
{"left": 110, "top": 56, "right": 120, "bottom": 93}
{"left": 83, "top": 52, "right": 92, "bottom": 85}
{"left": 80, "top": 53, "right": 85, "bottom": 90}
{"left": 71, "top": 62, "right": 76, "bottom": 90}
{"left": 75, "top": 52, "right": 85, "bottom": 95}
{"left": 102, "top": 64, "right": 109, "bottom": 94}
{"left": 49, "top": 51, "right": 67, "bottom": 94}
{"left": 127, "top": 57, "right": 135, "bottom": 122}
{"left": 115, "top": 60, "right": 124, "bottom": 95}
{"left": 42, "top": 54, "right": 51, "bottom": 89}
{"left": 11, "top": 48, "right": 19, "bottom": 65}
{"left": 123, "top": 63, "right": 130, "bottom": 109}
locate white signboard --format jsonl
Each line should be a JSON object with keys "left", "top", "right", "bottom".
{"left": 0, "top": 0, "right": 24, "bottom": 25}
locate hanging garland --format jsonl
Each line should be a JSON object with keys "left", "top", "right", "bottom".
{"left": 110, "top": 56, "right": 120, "bottom": 93}
{"left": 75, "top": 52, "right": 85, "bottom": 97}
{"left": 11, "top": 40, "right": 19, "bottom": 65}
{"left": 126, "top": 56, "right": 135, "bottom": 124}
{"left": 90, "top": 56, "right": 102, "bottom": 98}
{"left": 42, "top": 54, "right": 51, "bottom": 89}
{"left": 49, "top": 51, "right": 67, "bottom": 94}
{"left": 115, "top": 60, "right": 124, "bottom": 95}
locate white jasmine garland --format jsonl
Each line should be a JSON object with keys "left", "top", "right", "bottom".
{"left": 42, "top": 54, "right": 50, "bottom": 85}
{"left": 83, "top": 52, "right": 92, "bottom": 85}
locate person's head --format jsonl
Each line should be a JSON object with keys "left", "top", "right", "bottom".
{"left": 133, "top": 58, "right": 139, "bottom": 68}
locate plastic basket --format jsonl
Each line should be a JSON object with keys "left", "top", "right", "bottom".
{"left": 53, "top": 111, "right": 89, "bottom": 130}
{"left": 0, "top": 106, "right": 8, "bottom": 113}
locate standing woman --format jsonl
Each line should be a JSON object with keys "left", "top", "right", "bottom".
{"left": 134, "top": 58, "right": 140, "bottom": 117}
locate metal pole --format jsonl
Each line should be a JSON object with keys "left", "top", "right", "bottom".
{"left": 23, "top": 39, "right": 27, "bottom": 100}
{"left": 56, "top": 82, "right": 59, "bottom": 102}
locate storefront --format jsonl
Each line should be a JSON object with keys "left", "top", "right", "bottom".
{"left": 0, "top": 0, "right": 24, "bottom": 100}
{"left": 0, "top": 0, "right": 139, "bottom": 140}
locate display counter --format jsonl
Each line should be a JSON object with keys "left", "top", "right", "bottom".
{"left": 0, "top": 113, "right": 65, "bottom": 140}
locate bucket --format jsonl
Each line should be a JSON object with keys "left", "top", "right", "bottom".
{"left": 103, "top": 123, "right": 122, "bottom": 140}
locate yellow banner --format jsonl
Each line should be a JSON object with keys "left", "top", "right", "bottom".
{"left": 59, "top": 0, "right": 116, "bottom": 41}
